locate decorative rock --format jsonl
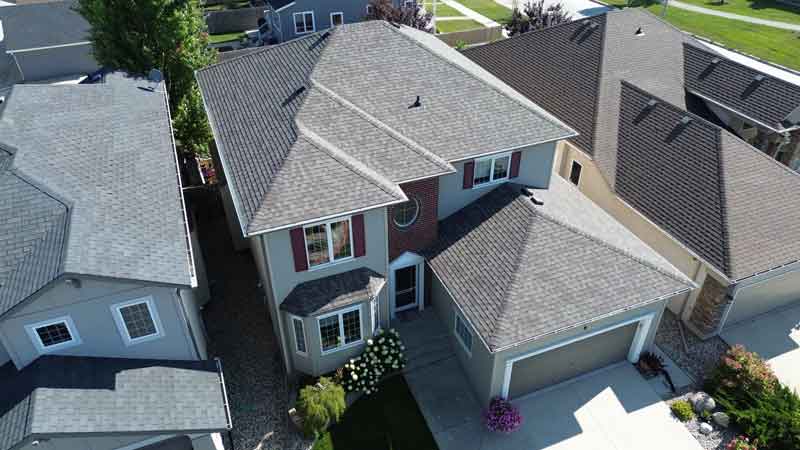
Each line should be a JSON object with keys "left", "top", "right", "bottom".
{"left": 699, "top": 422, "right": 713, "bottom": 435}
{"left": 691, "top": 392, "right": 716, "bottom": 413}
{"left": 712, "top": 412, "right": 730, "bottom": 428}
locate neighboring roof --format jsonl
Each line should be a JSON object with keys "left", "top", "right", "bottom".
{"left": 280, "top": 267, "right": 386, "bottom": 316}
{"left": 0, "top": 356, "right": 231, "bottom": 450}
{"left": 0, "top": 72, "right": 194, "bottom": 317}
{"left": 196, "top": 21, "right": 575, "bottom": 235}
{"left": 0, "top": 0, "right": 90, "bottom": 52}
{"left": 425, "top": 180, "right": 692, "bottom": 352}
{"left": 266, "top": 0, "right": 294, "bottom": 10}
{"left": 684, "top": 43, "right": 800, "bottom": 131}
{"left": 617, "top": 82, "right": 800, "bottom": 280}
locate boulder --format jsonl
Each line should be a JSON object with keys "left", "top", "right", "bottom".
{"left": 699, "top": 422, "right": 713, "bottom": 435}
{"left": 690, "top": 392, "right": 716, "bottom": 413}
{"left": 712, "top": 412, "right": 730, "bottom": 428}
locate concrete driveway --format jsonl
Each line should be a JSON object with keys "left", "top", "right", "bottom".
{"left": 721, "top": 302, "right": 800, "bottom": 393}
{"left": 407, "top": 360, "right": 702, "bottom": 450}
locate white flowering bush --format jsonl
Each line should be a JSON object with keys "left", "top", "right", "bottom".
{"left": 341, "top": 328, "right": 406, "bottom": 395}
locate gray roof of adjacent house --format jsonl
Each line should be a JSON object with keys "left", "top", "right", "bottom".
{"left": 465, "top": 8, "right": 800, "bottom": 281}
{"left": 196, "top": 20, "right": 575, "bottom": 235}
{"left": 684, "top": 44, "right": 800, "bottom": 132}
{"left": 0, "top": 73, "right": 195, "bottom": 318}
{"left": 0, "top": 0, "right": 90, "bottom": 53}
{"left": 0, "top": 356, "right": 232, "bottom": 450}
{"left": 425, "top": 179, "right": 692, "bottom": 352}
{"left": 280, "top": 267, "right": 386, "bottom": 316}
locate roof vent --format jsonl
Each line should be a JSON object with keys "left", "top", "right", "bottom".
{"left": 408, "top": 96, "right": 421, "bottom": 109}
{"left": 530, "top": 196, "right": 544, "bottom": 206}
{"left": 634, "top": 27, "right": 644, "bottom": 36}
{"left": 754, "top": 74, "right": 766, "bottom": 82}
{"left": 681, "top": 116, "right": 693, "bottom": 125}
{"left": 711, "top": 58, "right": 721, "bottom": 65}
{"left": 647, "top": 99, "right": 658, "bottom": 108}
{"left": 588, "top": 22, "right": 599, "bottom": 29}
{"left": 282, "top": 86, "right": 306, "bottom": 106}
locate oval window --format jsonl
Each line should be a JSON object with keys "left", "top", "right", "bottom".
{"left": 393, "top": 198, "right": 420, "bottom": 228}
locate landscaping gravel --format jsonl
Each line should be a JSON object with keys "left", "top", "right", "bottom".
{"left": 667, "top": 393, "right": 736, "bottom": 450}
{"left": 656, "top": 310, "right": 730, "bottom": 383}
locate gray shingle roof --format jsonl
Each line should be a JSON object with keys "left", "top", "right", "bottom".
{"left": 196, "top": 21, "right": 575, "bottom": 235}
{"left": 0, "top": 356, "right": 231, "bottom": 450}
{"left": 280, "top": 267, "right": 386, "bottom": 316}
{"left": 684, "top": 43, "right": 800, "bottom": 132}
{"left": 0, "top": 73, "right": 195, "bottom": 317}
{"left": 0, "top": 0, "right": 90, "bottom": 52}
{"left": 425, "top": 179, "right": 692, "bottom": 352}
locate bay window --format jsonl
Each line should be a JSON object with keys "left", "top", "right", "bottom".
{"left": 318, "top": 305, "right": 363, "bottom": 354}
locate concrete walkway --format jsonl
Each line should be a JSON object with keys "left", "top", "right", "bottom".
{"left": 442, "top": 0, "right": 502, "bottom": 26}
{"left": 668, "top": 0, "right": 800, "bottom": 31}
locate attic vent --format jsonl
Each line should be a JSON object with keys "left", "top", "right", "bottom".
{"left": 634, "top": 27, "right": 644, "bottom": 36}
{"left": 680, "top": 116, "right": 693, "bottom": 125}
{"left": 754, "top": 74, "right": 766, "bottom": 82}
{"left": 530, "top": 196, "right": 544, "bottom": 206}
{"left": 711, "top": 58, "right": 721, "bottom": 65}
{"left": 282, "top": 86, "right": 307, "bottom": 106}
{"left": 647, "top": 99, "right": 658, "bottom": 108}
{"left": 588, "top": 22, "right": 599, "bottom": 29}
{"left": 408, "top": 96, "right": 421, "bottom": 109}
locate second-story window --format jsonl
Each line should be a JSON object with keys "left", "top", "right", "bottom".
{"left": 330, "top": 12, "right": 344, "bottom": 26}
{"left": 474, "top": 153, "right": 511, "bottom": 187}
{"left": 304, "top": 218, "right": 353, "bottom": 268}
{"left": 294, "top": 11, "right": 315, "bottom": 34}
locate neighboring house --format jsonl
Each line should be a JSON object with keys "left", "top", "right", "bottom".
{"left": 0, "top": 73, "right": 229, "bottom": 450}
{"left": 0, "top": 0, "right": 99, "bottom": 91}
{"left": 465, "top": 8, "right": 800, "bottom": 340}
{"left": 259, "top": 0, "right": 417, "bottom": 43}
{"left": 196, "top": 20, "right": 694, "bottom": 405}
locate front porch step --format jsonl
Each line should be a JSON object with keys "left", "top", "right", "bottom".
{"left": 403, "top": 335, "right": 456, "bottom": 372}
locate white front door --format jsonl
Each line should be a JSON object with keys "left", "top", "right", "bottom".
{"left": 389, "top": 252, "right": 425, "bottom": 317}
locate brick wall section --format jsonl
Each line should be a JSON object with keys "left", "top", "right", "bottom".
{"left": 689, "top": 275, "right": 731, "bottom": 336}
{"left": 388, "top": 178, "right": 439, "bottom": 261}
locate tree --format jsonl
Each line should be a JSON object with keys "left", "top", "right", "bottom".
{"left": 75, "top": 0, "right": 216, "bottom": 155}
{"left": 365, "top": 0, "right": 433, "bottom": 32}
{"left": 505, "top": 0, "right": 571, "bottom": 36}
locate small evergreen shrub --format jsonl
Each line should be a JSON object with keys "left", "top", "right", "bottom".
{"left": 727, "top": 436, "right": 758, "bottom": 450}
{"left": 341, "top": 328, "right": 406, "bottom": 395}
{"left": 297, "top": 377, "right": 346, "bottom": 439}
{"left": 483, "top": 397, "right": 523, "bottom": 433}
{"left": 670, "top": 400, "right": 695, "bottom": 422}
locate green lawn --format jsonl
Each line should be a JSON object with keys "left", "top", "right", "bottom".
{"left": 208, "top": 32, "right": 246, "bottom": 44}
{"left": 436, "top": 18, "right": 486, "bottom": 32}
{"left": 312, "top": 376, "right": 438, "bottom": 450}
{"left": 424, "top": 1, "right": 466, "bottom": 16}
{"left": 450, "top": 0, "right": 513, "bottom": 23}
{"left": 673, "top": 0, "right": 800, "bottom": 25}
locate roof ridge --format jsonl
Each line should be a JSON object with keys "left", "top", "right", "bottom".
{"left": 462, "top": 12, "right": 604, "bottom": 52}
{"left": 308, "top": 79, "right": 455, "bottom": 175}
{"left": 714, "top": 128, "right": 733, "bottom": 277}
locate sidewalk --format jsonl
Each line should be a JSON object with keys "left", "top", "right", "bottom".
{"left": 668, "top": 0, "right": 800, "bottom": 31}
{"left": 442, "top": 0, "right": 502, "bottom": 26}
{"left": 491, "top": 0, "right": 612, "bottom": 18}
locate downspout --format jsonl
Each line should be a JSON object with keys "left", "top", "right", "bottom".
{"left": 10, "top": 52, "right": 24, "bottom": 82}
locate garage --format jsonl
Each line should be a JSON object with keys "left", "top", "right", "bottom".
{"left": 506, "top": 322, "right": 640, "bottom": 400}
{"left": 725, "top": 269, "right": 800, "bottom": 327}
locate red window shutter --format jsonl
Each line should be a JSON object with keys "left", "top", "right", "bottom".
{"left": 352, "top": 214, "right": 366, "bottom": 257}
{"left": 510, "top": 151, "right": 522, "bottom": 178}
{"left": 290, "top": 227, "right": 308, "bottom": 272}
{"left": 462, "top": 161, "right": 475, "bottom": 189}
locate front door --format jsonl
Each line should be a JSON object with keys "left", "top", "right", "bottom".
{"left": 394, "top": 265, "right": 418, "bottom": 312}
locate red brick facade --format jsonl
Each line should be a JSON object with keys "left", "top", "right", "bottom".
{"left": 388, "top": 177, "right": 439, "bottom": 261}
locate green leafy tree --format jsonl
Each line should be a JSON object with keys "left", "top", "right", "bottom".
{"left": 75, "top": 0, "right": 216, "bottom": 155}
{"left": 505, "top": 0, "right": 571, "bottom": 36}
{"left": 366, "top": 0, "right": 433, "bottom": 31}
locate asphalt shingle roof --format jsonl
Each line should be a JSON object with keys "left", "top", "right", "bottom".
{"left": 0, "top": 356, "right": 231, "bottom": 450}
{"left": 280, "top": 267, "right": 386, "bottom": 316}
{"left": 0, "top": 0, "right": 90, "bottom": 52}
{"left": 684, "top": 43, "right": 800, "bottom": 131}
{"left": 425, "top": 179, "right": 692, "bottom": 351}
{"left": 0, "top": 73, "right": 194, "bottom": 317}
{"left": 196, "top": 21, "right": 575, "bottom": 235}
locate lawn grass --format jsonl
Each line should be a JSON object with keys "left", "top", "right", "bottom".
{"left": 208, "top": 32, "right": 246, "bottom": 44}
{"left": 424, "top": 1, "right": 466, "bottom": 16}
{"left": 672, "top": 0, "right": 800, "bottom": 25}
{"left": 437, "top": 18, "right": 486, "bottom": 32}
{"left": 450, "top": 0, "right": 513, "bottom": 23}
{"left": 312, "top": 376, "right": 438, "bottom": 450}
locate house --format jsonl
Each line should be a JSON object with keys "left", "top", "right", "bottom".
{"left": 0, "top": 0, "right": 99, "bottom": 91}
{"left": 258, "top": 0, "right": 418, "bottom": 43}
{"left": 196, "top": 20, "right": 694, "bottom": 405}
{"left": 0, "top": 72, "right": 230, "bottom": 450}
{"left": 464, "top": 8, "right": 800, "bottom": 340}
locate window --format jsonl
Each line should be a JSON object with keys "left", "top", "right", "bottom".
{"left": 569, "top": 160, "right": 582, "bottom": 186}
{"left": 26, "top": 317, "right": 81, "bottom": 353}
{"left": 404, "top": 0, "right": 415, "bottom": 7}
{"left": 111, "top": 297, "right": 163, "bottom": 345}
{"left": 473, "top": 153, "right": 511, "bottom": 187}
{"left": 366, "top": 4, "right": 374, "bottom": 15}
{"left": 304, "top": 217, "right": 353, "bottom": 269}
{"left": 455, "top": 314, "right": 473, "bottom": 354}
{"left": 317, "top": 306, "right": 362, "bottom": 354}
{"left": 293, "top": 11, "right": 315, "bottom": 34}
{"left": 392, "top": 198, "right": 420, "bottom": 228}
{"left": 292, "top": 316, "right": 307, "bottom": 355}
{"left": 330, "top": 12, "right": 344, "bottom": 26}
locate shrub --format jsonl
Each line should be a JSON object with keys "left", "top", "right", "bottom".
{"left": 483, "top": 397, "right": 523, "bottom": 433}
{"left": 670, "top": 400, "right": 695, "bottom": 422}
{"left": 341, "top": 328, "right": 406, "bottom": 395}
{"left": 727, "top": 436, "right": 758, "bottom": 450}
{"left": 709, "top": 345, "right": 778, "bottom": 402}
{"left": 297, "top": 377, "right": 346, "bottom": 439}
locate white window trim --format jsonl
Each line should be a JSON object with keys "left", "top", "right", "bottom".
{"left": 454, "top": 313, "right": 473, "bottom": 356}
{"left": 472, "top": 152, "right": 512, "bottom": 189}
{"left": 25, "top": 316, "right": 81, "bottom": 354}
{"left": 569, "top": 160, "right": 582, "bottom": 186}
{"left": 110, "top": 296, "right": 164, "bottom": 346}
{"left": 366, "top": 4, "right": 374, "bottom": 15}
{"left": 303, "top": 216, "right": 355, "bottom": 271}
{"left": 404, "top": 0, "right": 415, "bottom": 7}
{"left": 293, "top": 11, "right": 316, "bottom": 35}
{"left": 317, "top": 304, "right": 363, "bottom": 355}
{"left": 291, "top": 315, "right": 308, "bottom": 356}
{"left": 330, "top": 11, "right": 344, "bottom": 27}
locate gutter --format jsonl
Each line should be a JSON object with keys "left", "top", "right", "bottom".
{"left": 215, "top": 357, "right": 235, "bottom": 430}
